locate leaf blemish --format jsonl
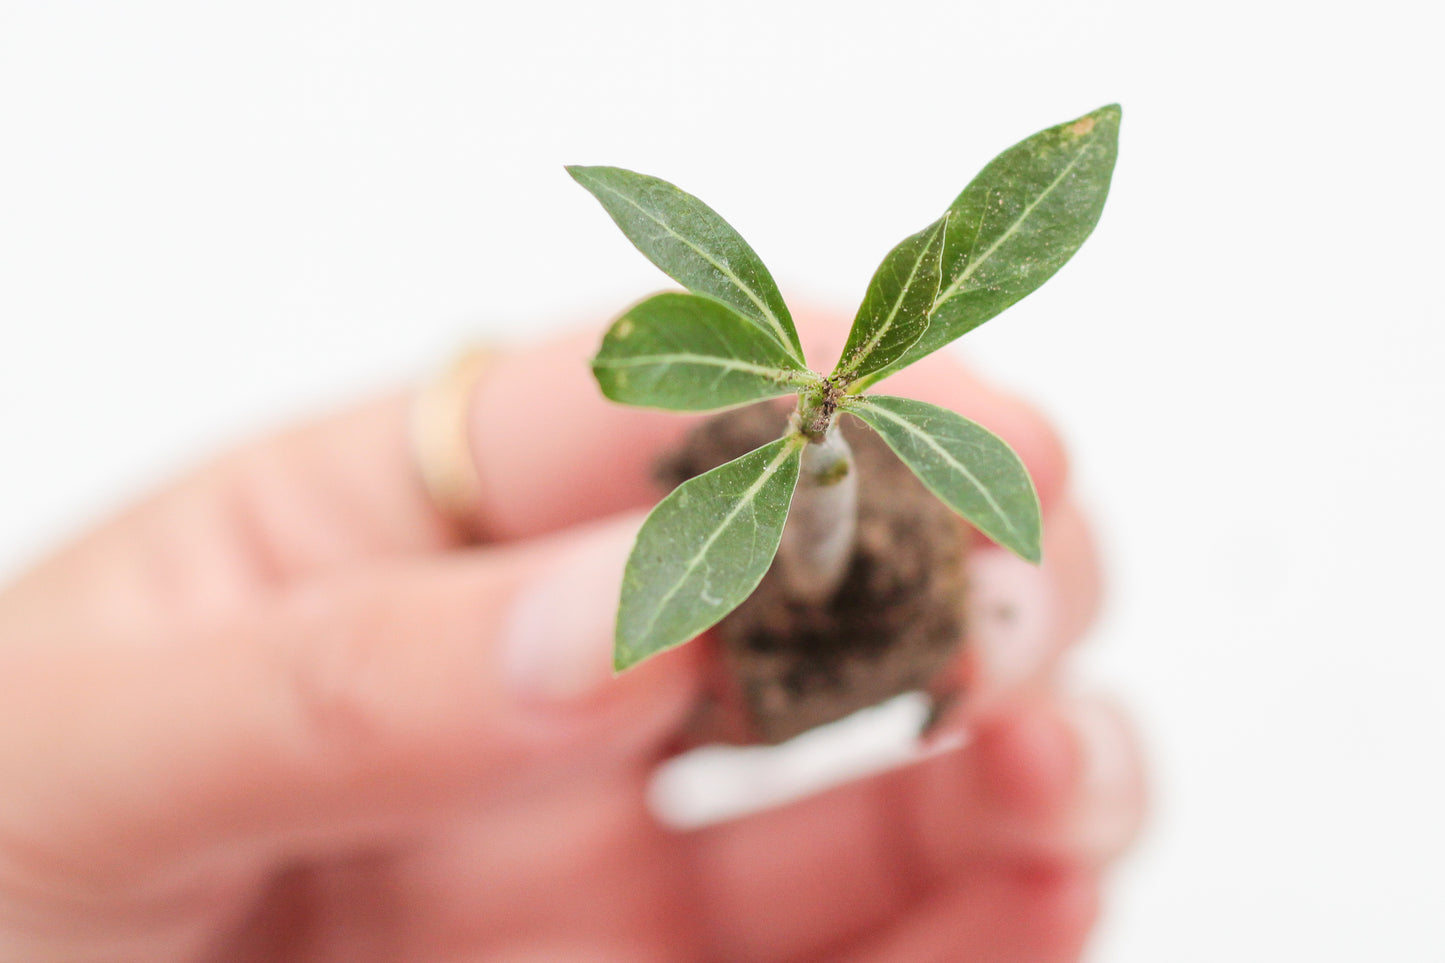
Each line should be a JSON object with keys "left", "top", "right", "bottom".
{"left": 1065, "top": 116, "right": 1096, "bottom": 137}
{"left": 615, "top": 317, "right": 635, "bottom": 338}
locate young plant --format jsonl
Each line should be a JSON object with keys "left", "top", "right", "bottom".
{"left": 570, "top": 104, "right": 1119, "bottom": 672}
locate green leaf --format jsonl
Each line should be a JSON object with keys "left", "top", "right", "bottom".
{"left": 856, "top": 104, "right": 1120, "bottom": 389}
{"left": 615, "top": 434, "right": 805, "bottom": 671}
{"left": 567, "top": 165, "right": 804, "bottom": 363}
{"left": 847, "top": 395, "right": 1041, "bottom": 563}
{"left": 591, "top": 293, "right": 818, "bottom": 412}
{"left": 832, "top": 216, "right": 947, "bottom": 383}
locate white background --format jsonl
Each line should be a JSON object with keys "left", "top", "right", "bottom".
{"left": 2, "top": 1, "right": 1442, "bottom": 960}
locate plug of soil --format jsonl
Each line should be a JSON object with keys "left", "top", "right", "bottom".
{"left": 658, "top": 401, "right": 971, "bottom": 745}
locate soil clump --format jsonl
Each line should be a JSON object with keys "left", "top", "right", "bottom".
{"left": 659, "top": 401, "right": 971, "bottom": 744}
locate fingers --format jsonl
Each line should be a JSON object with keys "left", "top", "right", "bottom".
{"left": 368, "top": 768, "right": 687, "bottom": 962}
{"left": 464, "top": 329, "right": 697, "bottom": 542}
{"left": 239, "top": 516, "right": 701, "bottom": 842}
{"left": 896, "top": 696, "right": 1145, "bottom": 874}
{"left": 683, "top": 691, "right": 1145, "bottom": 963}
{"left": 213, "top": 691, "right": 1140, "bottom": 963}
{"left": 929, "top": 498, "right": 1103, "bottom": 727}
{"left": 830, "top": 863, "right": 1099, "bottom": 963}
{"left": 0, "top": 513, "right": 701, "bottom": 887}
{"left": 0, "top": 392, "right": 456, "bottom": 639}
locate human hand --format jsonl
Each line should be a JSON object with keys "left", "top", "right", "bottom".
{"left": 0, "top": 319, "right": 1144, "bottom": 962}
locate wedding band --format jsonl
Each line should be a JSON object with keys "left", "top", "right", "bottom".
{"left": 408, "top": 345, "right": 496, "bottom": 539}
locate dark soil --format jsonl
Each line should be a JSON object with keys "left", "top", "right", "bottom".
{"left": 658, "top": 401, "right": 970, "bottom": 745}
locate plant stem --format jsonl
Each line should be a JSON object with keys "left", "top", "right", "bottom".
{"left": 775, "top": 417, "right": 858, "bottom": 604}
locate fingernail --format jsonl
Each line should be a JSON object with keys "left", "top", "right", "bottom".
{"left": 502, "top": 517, "right": 639, "bottom": 703}
{"left": 966, "top": 547, "right": 1058, "bottom": 693}
{"left": 1065, "top": 697, "right": 1143, "bottom": 858}
{"left": 1070, "top": 698, "right": 1134, "bottom": 798}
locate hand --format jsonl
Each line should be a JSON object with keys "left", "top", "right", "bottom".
{"left": 0, "top": 320, "right": 1144, "bottom": 962}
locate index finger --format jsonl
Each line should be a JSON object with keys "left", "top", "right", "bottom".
{"left": 465, "top": 327, "right": 696, "bottom": 542}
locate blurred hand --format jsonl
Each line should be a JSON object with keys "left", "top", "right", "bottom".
{"left": 0, "top": 320, "right": 1143, "bottom": 963}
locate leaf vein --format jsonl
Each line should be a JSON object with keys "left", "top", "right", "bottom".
{"left": 859, "top": 402, "right": 1019, "bottom": 539}
{"left": 592, "top": 352, "right": 806, "bottom": 381}
{"left": 841, "top": 221, "right": 942, "bottom": 377}
{"left": 933, "top": 144, "right": 1093, "bottom": 309}
{"left": 589, "top": 180, "right": 797, "bottom": 359}
{"left": 636, "top": 438, "right": 804, "bottom": 640}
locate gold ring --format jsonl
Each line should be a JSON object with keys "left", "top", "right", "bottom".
{"left": 408, "top": 345, "right": 497, "bottom": 540}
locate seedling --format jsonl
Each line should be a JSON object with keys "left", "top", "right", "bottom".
{"left": 571, "top": 104, "right": 1119, "bottom": 672}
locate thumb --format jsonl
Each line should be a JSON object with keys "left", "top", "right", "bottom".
{"left": 0, "top": 512, "right": 700, "bottom": 876}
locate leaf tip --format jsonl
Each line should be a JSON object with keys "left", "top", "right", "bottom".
{"left": 1063, "top": 104, "right": 1127, "bottom": 142}
{"left": 1016, "top": 496, "right": 1044, "bottom": 565}
{"left": 612, "top": 638, "right": 641, "bottom": 674}
{"left": 1063, "top": 103, "right": 1121, "bottom": 139}
{"left": 565, "top": 164, "right": 602, "bottom": 186}
{"left": 1019, "top": 539, "right": 1044, "bottom": 566}
{"left": 995, "top": 525, "right": 1042, "bottom": 566}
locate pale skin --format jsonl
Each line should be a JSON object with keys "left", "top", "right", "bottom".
{"left": 0, "top": 317, "right": 1145, "bottom": 962}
